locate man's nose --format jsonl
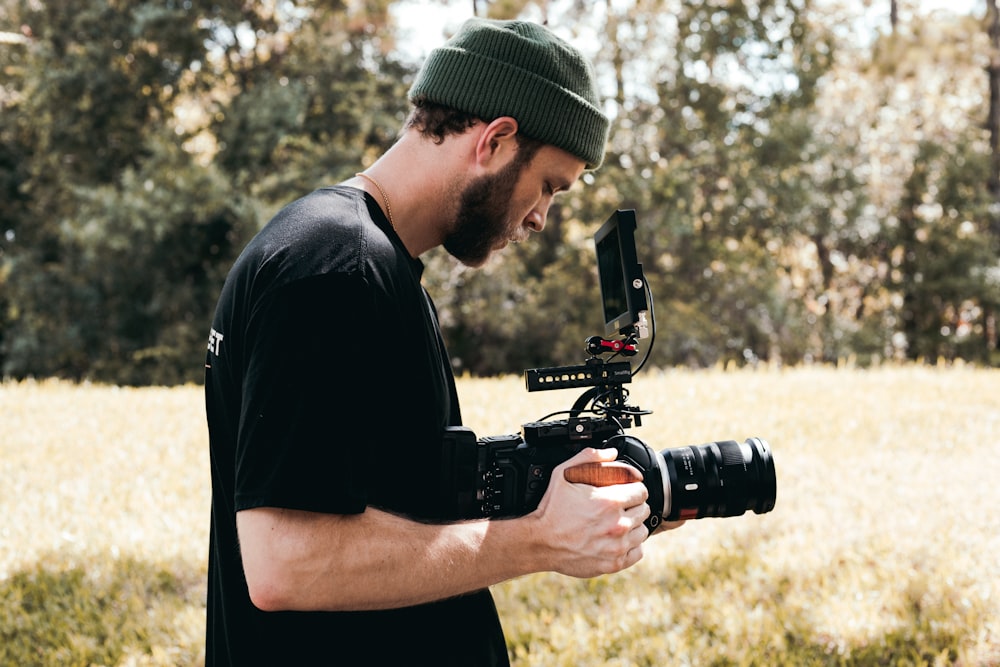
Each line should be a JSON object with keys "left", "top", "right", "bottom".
{"left": 525, "top": 198, "right": 552, "bottom": 233}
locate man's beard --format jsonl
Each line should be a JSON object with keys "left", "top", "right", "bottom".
{"left": 443, "top": 154, "right": 527, "bottom": 268}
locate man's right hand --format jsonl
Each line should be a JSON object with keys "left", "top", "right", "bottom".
{"left": 526, "top": 446, "right": 651, "bottom": 578}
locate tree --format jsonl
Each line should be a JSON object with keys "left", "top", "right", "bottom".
{"left": 2, "top": 0, "right": 995, "bottom": 382}
{"left": 855, "top": 9, "right": 997, "bottom": 363}
{"left": 1, "top": 0, "right": 216, "bottom": 381}
{"left": 590, "top": 0, "right": 836, "bottom": 367}
{"left": 206, "top": 0, "right": 412, "bottom": 207}
{"left": 0, "top": 0, "right": 413, "bottom": 383}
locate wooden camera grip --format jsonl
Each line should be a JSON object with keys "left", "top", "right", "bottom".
{"left": 563, "top": 461, "right": 643, "bottom": 487}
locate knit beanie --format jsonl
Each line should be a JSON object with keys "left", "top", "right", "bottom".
{"left": 408, "top": 18, "right": 610, "bottom": 169}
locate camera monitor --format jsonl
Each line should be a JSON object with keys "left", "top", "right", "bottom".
{"left": 594, "top": 209, "right": 649, "bottom": 338}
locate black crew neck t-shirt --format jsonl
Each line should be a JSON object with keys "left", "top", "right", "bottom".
{"left": 204, "top": 187, "right": 509, "bottom": 666}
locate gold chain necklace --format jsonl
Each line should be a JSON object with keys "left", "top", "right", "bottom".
{"left": 355, "top": 172, "right": 396, "bottom": 230}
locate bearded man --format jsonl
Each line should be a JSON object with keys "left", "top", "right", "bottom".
{"left": 204, "top": 18, "right": 674, "bottom": 666}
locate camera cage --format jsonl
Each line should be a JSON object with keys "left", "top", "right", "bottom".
{"left": 439, "top": 210, "right": 664, "bottom": 520}
{"left": 524, "top": 209, "right": 653, "bottom": 431}
{"left": 439, "top": 209, "right": 657, "bottom": 521}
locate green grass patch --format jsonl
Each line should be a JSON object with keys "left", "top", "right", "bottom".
{"left": 1, "top": 554, "right": 203, "bottom": 666}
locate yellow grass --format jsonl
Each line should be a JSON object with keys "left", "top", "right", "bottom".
{"left": 2, "top": 366, "right": 999, "bottom": 665}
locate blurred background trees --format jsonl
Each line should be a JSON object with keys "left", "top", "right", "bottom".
{"left": 1, "top": 0, "right": 996, "bottom": 384}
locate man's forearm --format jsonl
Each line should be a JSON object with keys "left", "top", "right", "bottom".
{"left": 238, "top": 505, "right": 543, "bottom": 612}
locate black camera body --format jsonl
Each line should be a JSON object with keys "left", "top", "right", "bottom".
{"left": 441, "top": 388, "right": 776, "bottom": 533}
{"left": 442, "top": 415, "right": 629, "bottom": 520}
{"left": 439, "top": 210, "right": 776, "bottom": 532}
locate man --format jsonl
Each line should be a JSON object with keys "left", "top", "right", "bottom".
{"left": 204, "top": 18, "right": 674, "bottom": 666}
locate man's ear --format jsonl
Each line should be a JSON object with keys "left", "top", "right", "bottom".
{"left": 473, "top": 116, "right": 520, "bottom": 167}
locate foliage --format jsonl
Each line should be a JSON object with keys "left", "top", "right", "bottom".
{"left": 2, "top": 368, "right": 999, "bottom": 665}
{"left": 0, "top": 0, "right": 409, "bottom": 384}
{"left": 1, "top": 0, "right": 999, "bottom": 382}
{"left": 3, "top": 131, "right": 255, "bottom": 384}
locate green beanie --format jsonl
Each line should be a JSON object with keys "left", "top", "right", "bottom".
{"left": 408, "top": 18, "right": 610, "bottom": 169}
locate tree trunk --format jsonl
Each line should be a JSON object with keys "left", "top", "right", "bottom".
{"left": 987, "top": 0, "right": 999, "bottom": 359}
{"left": 988, "top": 0, "right": 1000, "bottom": 212}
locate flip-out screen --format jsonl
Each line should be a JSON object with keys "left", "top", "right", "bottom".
{"left": 594, "top": 209, "right": 648, "bottom": 337}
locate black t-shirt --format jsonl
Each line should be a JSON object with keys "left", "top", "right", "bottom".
{"left": 204, "top": 187, "right": 509, "bottom": 666}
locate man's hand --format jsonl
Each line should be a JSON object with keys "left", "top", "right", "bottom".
{"left": 527, "top": 447, "right": 652, "bottom": 578}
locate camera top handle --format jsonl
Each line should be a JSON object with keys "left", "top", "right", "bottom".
{"left": 524, "top": 319, "right": 649, "bottom": 426}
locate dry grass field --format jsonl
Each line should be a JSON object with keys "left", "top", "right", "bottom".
{"left": 2, "top": 366, "right": 998, "bottom": 666}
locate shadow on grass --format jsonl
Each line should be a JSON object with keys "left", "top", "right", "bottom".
{"left": 503, "top": 528, "right": 987, "bottom": 666}
{"left": 655, "top": 531, "right": 977, "bottom": 666}
{"left": 1, "top": 553, "right": 205, "bottom": 667}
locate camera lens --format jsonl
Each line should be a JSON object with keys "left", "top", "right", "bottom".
{"left": 661, "top": 437, "right": 776, "bottom": 521}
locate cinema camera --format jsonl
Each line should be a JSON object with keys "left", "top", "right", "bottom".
{"left": 440, "top": 210, "right": 776, "bottom": 533}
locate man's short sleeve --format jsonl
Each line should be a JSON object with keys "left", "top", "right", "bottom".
{"left": 234, "top": 272, "right": 374, "bottom": 515}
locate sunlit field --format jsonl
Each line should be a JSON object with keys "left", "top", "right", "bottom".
{"left": 2, "top": 366, "right": 998, "bottom": 666}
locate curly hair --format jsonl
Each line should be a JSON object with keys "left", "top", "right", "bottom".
{"left": 406, "top": 97, "right": 544, "bottom": 163}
